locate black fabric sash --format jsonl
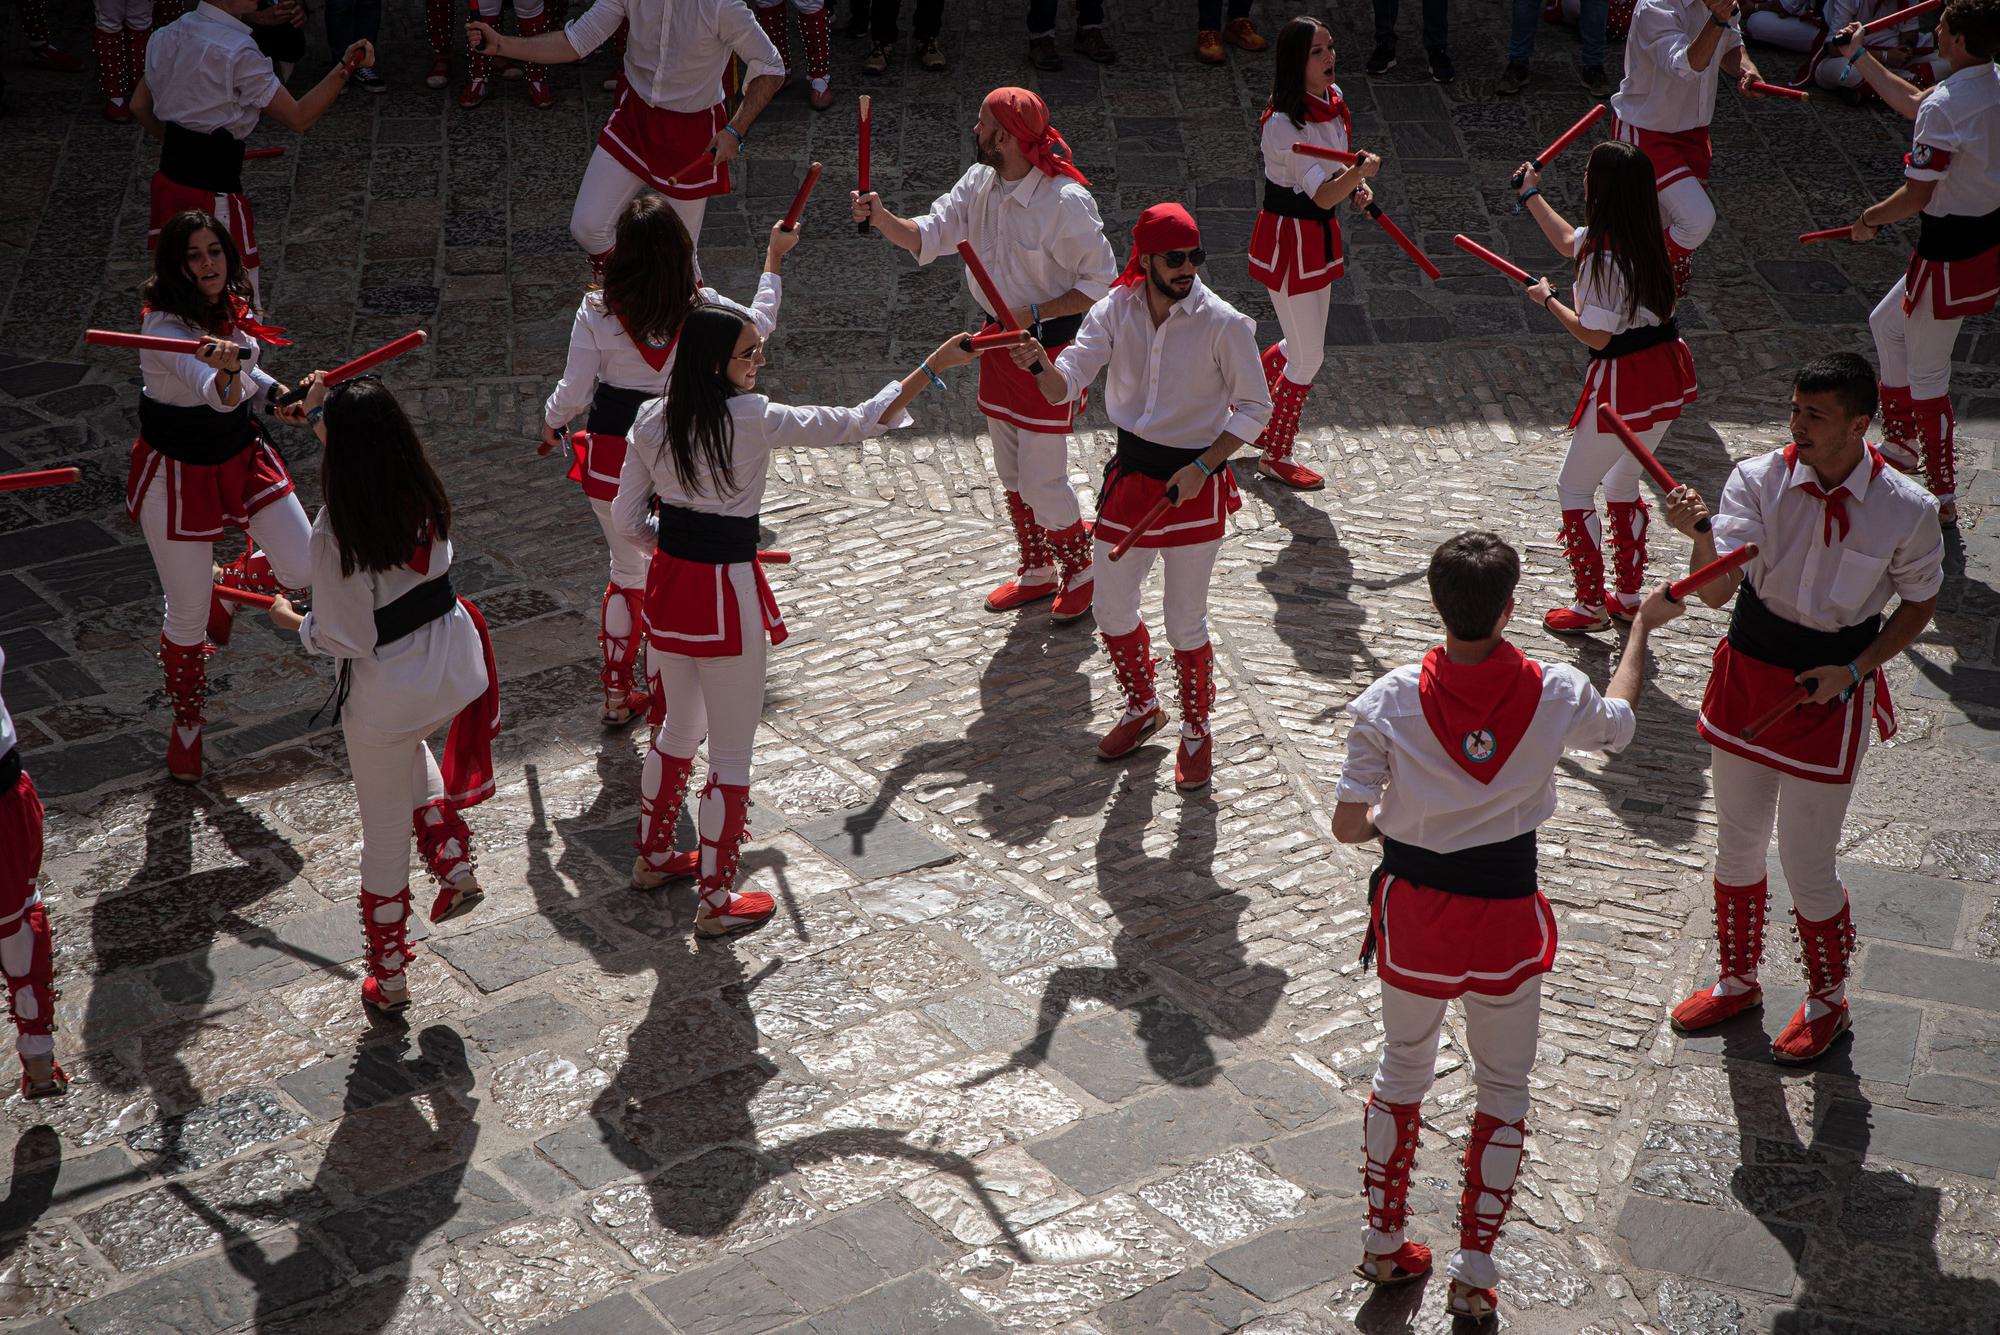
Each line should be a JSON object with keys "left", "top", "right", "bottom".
{"left": 1358, "top": 831, "right": 1539, "bottom": 967}
{"left": 1591, "top": 318, "right": 1681, "bottom": 361}
{"left": 375, "top": 573, "right": 457, "bottom": 646}
{"left": 1260, "top": 179, "right": 1338, "bottom": 271}
{"left": 1030, "top": 312, "right": 1083, "bottom": 347}
{"left": 1916, "top": 207, "right": 2000, "bottom": 263}
{"left": 1100, "top": 428, "right": 1197, "bottom": 508}
{"left": 161, "top": 123, "right": 247, "bottom": 194}
{"left": 0, "top": 746, "right": 20, "bottom": 794}
{"left": 138, "top": 396, "right": 259, "bottom": 465}
{"left": 586, "top": 384, "right": 654, "bottom": 437}
{"left": 1728, "top": 581, "right": 1879, "bottom": 672}
{"left": 657, "top": 503, "right": 759, "bottom": 563}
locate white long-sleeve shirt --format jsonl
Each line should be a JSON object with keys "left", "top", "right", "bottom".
{"left": 1611, "top": 0, "right": 1742, "bottom": 133}
{"left": 296, "top": 521, "right": 488, "bottom": 739}
{"left": 912, "top": 165, "right": 1118, "bottom": 318}
{"left": 612, "top": 382, "right": 912, "bottom": 545}
{"left": 1905, "top": 63, "right": 2000, "bottom": 220}
{"left": 139, "top": 310, "right": 278, "bottom": 411}
{"left": 1258, "top": 90, "right": 1352, "bottom": 195}
{"left": 1049, "top": 279, "right": 1272, "bottom": 452}
{"left": 144, "top": 2, "right": 283, "bottom": 139}
{"left": 562, "top": 0, "right": 784, "bottom": 113}
{"left": 1711, "top": 447, "right": 1944, "bottom": 632}
{"left": 1570, "top": 228, "right": 1667, "bottom": 334}
{"left": 543, "top": 275, "right": 783, "bottom": 429}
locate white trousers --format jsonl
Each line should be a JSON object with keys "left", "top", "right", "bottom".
{"left": 1659, "top": 176, "right": 1716, "bottom": 255}
{"left": 1089, "top": 536, "right": 1220, "bottom": 650}
{"left": 989, "top": 418, "right": 1082, "bottom": 532}
{"left": 570, "top": 147, "right": 709, "bottom": 259}
{"left": 1557, "top": 412, "right": 1659, "bottom": 512}
{"left": 138, "top": 478, "right": 313, "bottom": 647}
{"left": 1268, "top": 283, "right": 1332, "bottom": 385}
{"left": 94, "top": 0, "right": 150, "bottom": 29}
{"left": 1367, "top": 976, "right": 1541, "bottom": 1287}
{"left": 647, "top": 564, "right": 766, "bottom": 785}
{"left": 342, "top": 717, "right": 450, "bottom": 895}
{"left": 1742, "top": 11, "right": 1816, "bottom": 51}
{"left": 1869, "top": 277, "right": 1960, "bottom": 400}
{"left": 1710, "top": 740, "right": 1862, "bottom": 922}
{"left": 589, "top": 494, "right": 651, "bottom": 636}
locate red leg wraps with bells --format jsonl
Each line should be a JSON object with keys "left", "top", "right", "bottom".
{"left": 632, "top": 746, "right": 699, "bottom": 887}
{"left": 754, "top": 3, "right": 792, "bottom": 71}
{"left": 599, "top": 583, "right": 651, "bottom": 722}
{"left": 1876, "top": 383, "right": 1920, "bottom": 473}
{"left": 1452, "top": 1111, "right": 1527, "bottom": 1307}
{"left": 359, "top": 886, "right": 414, "bottom": 1010}
{"left": 207, "top": 545, "right": 289, "bottom": 647}
{"left": 1671, "top": 878, "right": 1768, "bottom": 1033}
{"left": 1256, "top": 375, "right": 1322, "bottom": 489}
{"left": 1544, "top": 508, "right": 1609, "bottom": 635}
{"left": 987, "top": 489, "right": 1058, "bottom": 612}
{"left": 1666, "top": 233, "right": 1694, "bottom": 301}
{"left": 1045, "top": 520, "right": 1094, "bottom": 622}
{"left": 1356, "top": 1093, "right": 1433, "bottom": 1284}
{"left": 1172, "top": 643, "right": 1215, "bottom": 791}
{"left": 1097, "top": 626, "right": 1163, "bottom": 759}
{"left": 695, "top": 774, "right": 774, "bottom": 935}
{"left": 799, "top": 3, "right": 831, "bottom": 84}
{"left": 1911, "top": 394, "right": 1957, "bottom": 506}
{"left": 1603, "top": 498, "right": 1650, "bottom": 619}
{"left": 415, "top": 799, "right": 483, "bottom": 922}
{"left": 159, "top": 636, "right": 211, "bottom": 783}
{"left": 94, "top": 27, "right": 129, "bottom": 109}
{"left": 2, "top": 772, "right": 65, "bottom": 1098}
{"left": 517, "top": 10, "right": 555, "bottom": 105}
{"left": 1773, "top": 900, "right": 1855, "bottom": 1063}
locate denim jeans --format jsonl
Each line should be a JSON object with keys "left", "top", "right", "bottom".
{"left": 1197, "top": 0, "right": 1252, "bottom": 25}
{"left": 1509, "top": 0, "right": 1607, "bottom": 66}
{"left": 325, "top": 0, "right": 382, "bottom": 60}
{"left": 1374, "top": 0, "right": 1447, "bottom": 52}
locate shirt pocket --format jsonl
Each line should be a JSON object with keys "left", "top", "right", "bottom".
{"left": 1827, "top": 546, "right": 1891, "bottom": 621}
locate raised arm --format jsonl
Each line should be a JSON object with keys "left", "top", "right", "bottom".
{"left": 1830, "top": 22, "right": 1928, "bottom": 116}
{"left": 263, "top": 42, "right": 371, "bottom": 132}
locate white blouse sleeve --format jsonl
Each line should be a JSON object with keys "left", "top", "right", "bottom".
{"left": 1052, "top": 295, "right": 1116, "bottom": 404}
{"left": 612, "top": 405, "right": 663, "bottom": 549}
{"left": 747, "top": 272, "right": 782, "bottom": 337}
{"left": 912, "top": 168, "right": 981, "bottom": 267}
{"left": 750, "top": 380, "right": 913, "bottom": 450}
{"left": 296, "top": 520, "right": 380, "bottom": 660}
{"left": 140, "top": 312, "right": 244, "bottom": 411}
{"left": 1259, "top": 113, "right": 1322, "bottom": 194}
{"left": 545, "top": 298, "right": 603, "bottom": 429}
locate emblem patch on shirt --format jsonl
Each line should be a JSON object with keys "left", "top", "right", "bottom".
{"left": 1905, "top": 143, "right": 1950, "bottom": 172}
{"left": 1461, "top": 729, "right": 1498, "bottom": 763}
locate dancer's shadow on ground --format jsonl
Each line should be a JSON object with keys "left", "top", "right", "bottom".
{"left": 85, "top": 784, "right": 308, "bottom": 1168}
{"left": 841, "top": 610, "right": 1120, "bottom": 853}
{"left": 0, "top": 1127, "right": 61, "bottom": 1320}
{"left": 523, "top": 760, "right": 1026, "bottom": 1259}
{"left": 170, "top": 1026, "right": 476, "bottom": 1330}
{"left": 1254, "top": 481, "right": 1398, "bottom": 703}
{"left": 1719, "top": 1029, "right": 2000, "bottom": 1333}
{"left": 1908, "top": 527, "right": 2000, "bottom": 731}
{"left": 1557, "top": 633, "right": 1704, "bottom": 847}
{"left": 978, "top": 753, "right": 1287, "bottom": 1089}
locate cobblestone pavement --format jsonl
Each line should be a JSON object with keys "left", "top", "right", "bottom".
{"left": 3, "top": 0, "right": 1999, "bottom": 1330}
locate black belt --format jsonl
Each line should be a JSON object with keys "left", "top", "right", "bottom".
{"left": 1260, "top": 179, "right": 1339, "bottom": 270}
{"left": 321, "top": 574, "right": 459, "bottom": 723}
{"left": 1591, "top": 319, "right": 1681, "bottom": 361}
{"left": 1360, "top": 832, "right": 1539, "bottom": 967}
{"left": 980, "top": 312, "right": 1081, "bottom": 348}
{"left": 1728, "top": 581, "right": 1878, "bottom": 672}
{"left": 0, "top": 746, "right": 20, "bottom": 794}
{"left": 161, "top": 122, "right": 246, "bottom": 194}
{"left": 657, "top": 503, "right": 759, "bottom": 563}
{"left": 1107, "top": 429, "right": 1190, "bottom": 481}
{"left": 138, "top": 395, "right": 260, "bottom": 466}
{"left": 586, "top": 384, "right": 654, "bottom": 437}
{"left": 1916, "top": 207, "right": 2000, "bottom": 264}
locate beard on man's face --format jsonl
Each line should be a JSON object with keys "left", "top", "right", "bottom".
{"left": 1148, "top": 264, "right": 1194, "bottom": 303}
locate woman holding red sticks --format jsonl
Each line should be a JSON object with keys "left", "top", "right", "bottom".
{"left": 127, "top": 210, "right": 313, "bottom": 782}
{"left": 1247, "top": 16, "right": 1380, "bottom": 490}
{"left": 542, "top": 196, "right": 791, "bottom": 727}
{"left": 1512, "top": 142, "right": 1697, "bottom": 635}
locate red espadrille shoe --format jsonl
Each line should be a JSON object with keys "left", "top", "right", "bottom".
{"left": 1098, "top": 626, "right": 1163, "bottom": 759}
{"left": 19, "top": 1056, "right": 69, "bottom": 1100}
{"left": 1355, "top": 1239, "right": 1432, "bottom": 1286}
{"left": 1447, "top": 1281, "right": 1499, "bottom": 1320}
{"left": 1773, "top": 999, "right": 1850, "bottom": 1064}
{"left": 1671, "top": 879, "right": 1770, "bottom": 1034}
{"left": 692, "top": 775, "right": 775, "bottom": 936}
{"left": 1771, "top": 902, "right": 1855, "bottom": 1063}
{"left": 1670, "top": 982, "right": 1763, "bottom": 1033}
{"left": 1542, "top": 603, "right": 1611, "bottom": 635}
{"left": 1257, "top": 456, "right": 1324, "bottom": 489}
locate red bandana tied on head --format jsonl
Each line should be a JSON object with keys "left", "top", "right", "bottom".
{"left": 1783, "top": 442, "right": 1886, "bottom": 545}
{"left": 983, "top": 87, "right": 1090, "bottom": 187}
{"left": 1113, "top": 202, "right": 1203, "bottom": 289}
{"left": 1417, "top": 641, "right": 1544, "bottom": 785}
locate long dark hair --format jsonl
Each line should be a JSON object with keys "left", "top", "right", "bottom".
{"left": 1268, "top": 17, "right": 1334, "bottom": 129}
{"left": 1576, "top": 142, "right": 1677, "bottom": 323}
{"left": 601, "top": 194, "right": 699, "bottom": 348}
{"left": 660, "top": 306, "right": 747, "bottom": 497}
{"left": 142, "top": 210, "right": 250, "bottom": 335}
{"left": 320, "top": 379, "right": 452, "bottom": 578}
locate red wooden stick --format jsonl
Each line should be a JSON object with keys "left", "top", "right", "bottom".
{"left": 1799, "top": 226, "right": 1852, "bottom": 245}
{"left": 1513, "top": 104, "right": 1607, "bottom": 185}
{"left": 86, "top": 329, "right": 211, "bottom": 354}
{"left": 781, "top": 162, "right": 822, "bottom": 232}
{"left": 212, "top": 585, "right": 277, "bottom": 610}
{"left": 274, "top": 330, "right": 427, "bottom": 404}
{"left": 756, "top": 550, "right": 790, "bottom": 565}
{"left": 1748, "top": 81, "right": 1809, "bottom": 100}
{"left": 1741, "top": 686, "right": 1811, "bottom": 742}
{"left": 244, "top": 146, "right": 284, "bottom": 160}
{"left": 1599, "top": 407, "right": 1712, "bottom": 532}
{"left": 1109, "top": 496, "right": 1175, "bottom": 562}
{"left": 1667, "top": 543, "right": 1756, "bottom": 602}
{"left": 1858, "top": 0, "right": 1940, "bottom": 32}
{"left": 856, "top": 94, "right": 872, "bottom": 236}
{"left": 1453, "top": 234, "right": 1532, "bottom": 284}
{"left": 966, "top": 329, "right": 1028, "bottom": 351}
{"left": 1290, "top": 143, "right": 1360, "bottom": 166}
{"left": 0, "top": 467, "right": 82, "bottom": 493}
{"left": 956, "top": 241, "right": 1022, "bottom": 331}
{"left": 1364, "top": 203, "right": 1440, "bottom": 281}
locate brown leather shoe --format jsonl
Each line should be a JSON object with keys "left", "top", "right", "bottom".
{"left": 862, "top": 41, "right": 891, "bottom": 74}
{"left": 1028, "top": 34, "right": 1062, "bottom": 70}
{"left": 1073, "top": 25, "right": 1116, "bottom": 63}
{"left": 1195, "top": 29, "right": 1225, "bottom": 63}
{"left": 1223, "top": 17, "right": 1266, "bottom": 50}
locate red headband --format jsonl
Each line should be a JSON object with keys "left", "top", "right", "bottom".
{"left": 982, "top": 87, "right": 1090, "bottom": 187}
{"left": 1113, "top": 203, "right": 1202, "bottom": 288}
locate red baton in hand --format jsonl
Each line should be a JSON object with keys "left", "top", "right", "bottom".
{"left": 856, "top": 94, "right": 872, "bottom": 236}
{"left": 1290, "top": 143, "right": 1360, "bottom": 165}
{"left": 245, "top": 146, "right": 284, "bottom": 160}
{"left": 1667, "top": 544, "right": 1755, "bottom": 602}
{"left": 1363, "top": 203, "right": 1441, "bottom": 281}
{"left": 87, "top": 329, "right": 213, "bottom": 354}
{"left": 1453, "top": 234, "right": 1532, "bottom": 284}
{"left": 1747, "top": 81, "right": 1809, "bottom": 100}
{"left": 1109, "top": 495, "right": 1175, "bottom": 562}
{"left": 0, "top": 467, "right": 82, "bottom": 493}
{"left": 1799, "top": 226, "right": 1852, "bottom": 245}
{"left": 781, "top": 161, "right": 822, "bottom": 232}
{"left": 275, "top": 330, "right": 427, "bottom": 405}
{"left": 964, "top": 329, "right": 1027, "bottom": 352}
{"left": 1598, "top": 407, "right": 1712, "bottom": 533}
{"left": 1513, "top": 104, "right": 1607, "bottom": 187}
{"left": 1741, "top": 686, "right": 1811, "bottom": 742}
{"left": 956, "top": 241, "right": 1021, "bottom": 332}
{"left": 756, "top": 550, "right": 791, "bottom": 565}
{"left": 212, "top": 585, "right": 278, "bottom": 610}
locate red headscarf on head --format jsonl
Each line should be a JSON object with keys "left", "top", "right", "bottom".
{"left": 982, "top": 87, "right": 1090, "bottom": 187}
{"left": 1112, "top": 203, "right": 1203, "bottom": 288}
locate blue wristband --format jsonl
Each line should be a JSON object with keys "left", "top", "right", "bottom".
{"left": 1845, "top": 662, "right": 1861, "bottom": 686}
{"left": 1195, "top": 456, "right": 1216, "bottom": 477}
{"left": 724, "top": 125, "right": 746, "bottom": 148}
{"left": 1518, "top": 187, "right": 1542, "bottom": 207}
{"left": 920, "top": 361, "right": 946, "bottom": 391}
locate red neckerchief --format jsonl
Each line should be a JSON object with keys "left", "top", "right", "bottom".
{"left": 610, "top": 301, "right": 681, "bottom": 373}
{"left": 227, "top": 295, "right": 289, "bottom": 347}
{"left": 1418, "top": 641, "right": 1544, "bottom": 785}
{"left": 1784, "top": 443, "right": 1885, "bottom": 546}
{"left": 1260, "top": 89, "right": 1351, "bottom": 136}
{"left": 408, "top": 522, "right": 434, "bottom": 575}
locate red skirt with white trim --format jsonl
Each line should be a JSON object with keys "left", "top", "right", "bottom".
{"left": 643, "top": 551, "right": 787, "bottom": 657}
{"left": 568, "top": 431, "right": 628, "bottom": 503}
{"left": 1248, "top": 210, "right": 1346, "bottom": 294}
{"left": 1609, "top": 115, "right": 1713, "bottom": 190}
{"left": 1094, "top": 460, "right": 1241, "bottom": 550}
{"left": 1696, "top": 639, "right": 1894, "bottom": 785}
{"left": 125, "top": 437, "right": 295, "bottom": 542}
{"left": 976, "top": 330, "right": 1081, "bottom": 434}
{"left": 149, "top": 173, "right": 260, "bottom": 269}
{"left": 1902, "top": 246, "right": 1999, "bottom": 321}
{"left": 1569, "top": 337, "right": 1699, "bottom": 432}
{"left": 597, "top": 91, "right": 730, "bottom": 200}
{"left": 1371, "top": 877, "right": 1558, "bottom": 1000}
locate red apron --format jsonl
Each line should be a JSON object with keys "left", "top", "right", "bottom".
{"left": 975, "top": 326, "right": 1084, "bottom": 434}
{"left": 125, "top": 437, "right": 295, "bottom": 541}
{"left": 1094, "top": 459, "right": 1241, "bottom": 550}
{"left": 1610, "top": 114, "right": 1714, "bottom": 190}
{"left": 1696, "top": 639, "right": 1893, "bottom": 785}
{"left": 568, "top": 432, "right": 629, "bottom": 503}
{"left": 598, "top": 90, "right": 731, "bottom": 200}
{"left": 1902, "top": 246, "right": 2000, "bottom": 321}
{"left": 1371, "top": 879, "right": 1559, "bottom": 1000}
{"left": 644, "top": 551, "right": 786, "bottom": 657}
{"left": 1570, "top": 337, "right": 1699, "bottom": 432}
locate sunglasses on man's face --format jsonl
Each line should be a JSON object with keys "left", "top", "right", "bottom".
{"left": 1157, "top": 248, "right": 1206, "bottom": 270}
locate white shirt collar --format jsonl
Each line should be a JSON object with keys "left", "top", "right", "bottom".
{"left": 194, "top": 1, "right": 253, "bottom": 33}
{"left": 1787, "top": 446, "right": 1875, "bottom": 500}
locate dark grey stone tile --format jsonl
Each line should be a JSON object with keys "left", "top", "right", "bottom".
{"left": 794, "top": 805, "right": 958, "bottom": 880}
{"left": 535, "top": 1120, "right": 655, "bottom": 1190}
{"left": 802, "top": 1271, "right": 997, "bottom": 1335}
{"left": 314, "top": 1167, "right": 527, "bottom": 1273}
{"left": 1906, "top": 1073, "right": 2000, "bottom": 1111}
{"left": 1204, "top": 1221, "right": 1350, "bottom": 1302}
{"left": 1085, "top": 1266, "right": 1263, "bottom": 1334}
{"left": 1221, "top": 1059, "right": 1338, "bottom": 1131}
{"left": 536, "top": 1292, "right": 672, "bottom": 1332}
{"left": 1614, "top": 1195, "right": 1799, "bottom": 1298}
{"left": 1856, "top": 944, "right": 2000, "bottom": 1012}
{"left": 464, "top": 993, "right": 588, "bottom": 1055}
{"left": 125, "top": 1086, "right": 311, "bottom": 1174}
{"left": 1031, "top": 1082, "right": 1276, "bottom": 1196}
{"left": 0, "top": 518, "right": 118, "bottom": 570}
{"left": 1814, "top": 1099, "right": 2000, "bottom": 1177}
{"left": 1797, "top": 863, "right": 1965, "bottom": 949}
{"left": 648, "top": 1257, "right": 804, "bottom": 1335}
{"left": 1042, "top": 1002, "right": 1237, "bottom": 1105}
{"left": 492, "top": 1145, "right": 581, "bottom": 1203}
{"left": 1264, "top": 1118, "right": 1363, "bottom": 1198}
{"left": 60, "top": 1225, "right": 346, "bottom": 1332}
{"left": 425, "top": 909, "right": 610, "bottom": 993}
{"left": 748, "top": 1197, "right": 954, "bottom": 1311}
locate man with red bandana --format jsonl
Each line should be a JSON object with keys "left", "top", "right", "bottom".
{"left": 1664, "top": 353, "right": 1942, "bottom": 1064}
{"left": 1009, "top": 203, "right": 1269, "bottom": 791}
{"left": 852, "top": 87, "right": 1117, "bottom": 623}
{"left": 1334, "top": 531, "right": 1679, "bottom": 1323}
